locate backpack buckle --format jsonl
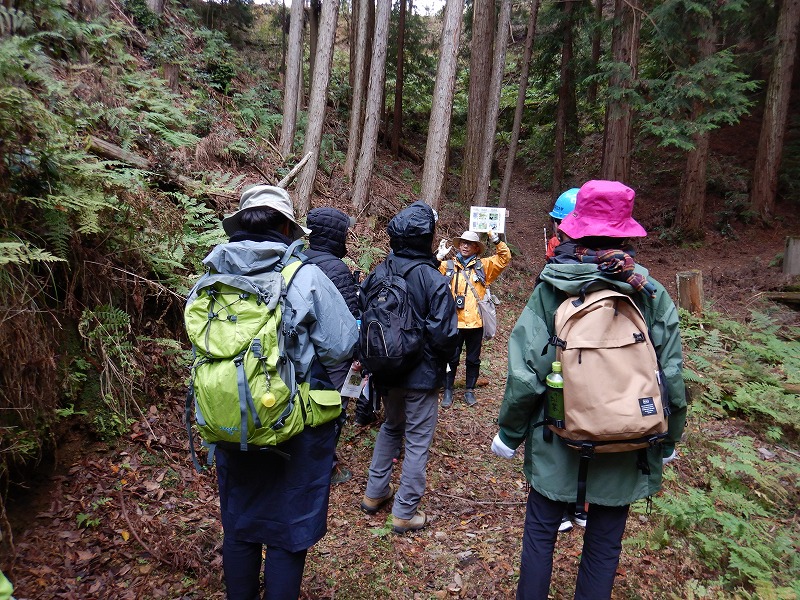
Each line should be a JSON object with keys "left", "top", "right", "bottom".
{"left": 549, "top": 335, "right": 566, "bottom": 349}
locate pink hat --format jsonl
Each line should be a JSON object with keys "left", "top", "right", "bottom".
{"left": 558, "top": 180, "right": 647, "bottom": 239}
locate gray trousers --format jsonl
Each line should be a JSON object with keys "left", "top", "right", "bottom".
{"left": 365, "top": 388, "right": 439, "bottom": 520}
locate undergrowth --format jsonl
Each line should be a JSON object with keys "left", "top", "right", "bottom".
{"left": 628, "top": 307, "right": 799, "bottom": 596}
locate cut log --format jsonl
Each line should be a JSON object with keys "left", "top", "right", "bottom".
{"left": 676, "top": 270, "right": 704, "bottom": 315}
{"left": 86, "top": 135, "right": 235, "bottom": 198}
{"left": 757, "top": 292, "right": 800, "bottom": 305}
{"left": 784, "top": 236, "right": 800, "bottom": 276}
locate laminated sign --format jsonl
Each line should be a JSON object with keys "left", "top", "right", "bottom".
{"left": 470, "top": 207, "right": 507, "bottom": 234}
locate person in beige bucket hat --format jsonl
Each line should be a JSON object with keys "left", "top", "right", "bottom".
{"left": 435, "top": 229, "right": 510, "bottom": 407}
{"left": 223, "top": 185, "right": 311, "bottom": 240}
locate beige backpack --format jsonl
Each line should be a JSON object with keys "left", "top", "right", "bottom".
{"left": 544, "top": 287, "right": 670, "bottom": 507}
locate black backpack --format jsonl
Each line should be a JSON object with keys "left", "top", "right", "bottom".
{"left": 359, "top": 258, "right": 424, "bottom": 377}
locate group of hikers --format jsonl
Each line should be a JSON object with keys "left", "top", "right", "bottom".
{"left": 188, "top": 179, "right": 687, "bottom": 600}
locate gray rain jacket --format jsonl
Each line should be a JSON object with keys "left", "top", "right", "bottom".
{"left": 201, "top": 239, "right": 358, "bottom": 382}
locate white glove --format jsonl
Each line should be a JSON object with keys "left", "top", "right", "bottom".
{"left": 436, "top": 239, "right": 452, "bottom": 260}
{"left": 491, "top": 433, "right": 515, "bottom": 459}
{"left": 662, "top": 449, "right": 677, "bottom": 465}
{"left": 489, "top": 231, "right": 500, "bottom": 244}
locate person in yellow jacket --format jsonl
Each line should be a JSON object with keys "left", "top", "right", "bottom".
{"left": 436, "top": 230, "right": 511, "bottom": 406}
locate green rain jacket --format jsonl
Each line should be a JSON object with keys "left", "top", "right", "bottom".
{"left": 497, "top": 260, "right": 687, "bottom": 506}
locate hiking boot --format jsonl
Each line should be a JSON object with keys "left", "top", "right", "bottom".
{"left": 331, "top": 465, "right": 352, "bottom": 485}
{"left": 355, "top": 412, "right": 377, "bottom": 427}
{"left": 360, "top": 484, "right": 395, "bottom": 515}
{"left": 441, "top": 389, "right": 453, "bottom": 408}
{"left": 558, "top": 515, "right": 574, "bottom": 533}
{"left": 573, "top": 510, "right": 588, "bottom": 528}
{"left": 392, "top": 510, "right": 427, "bottom": 534}
{"left": 464, "top": 390, "right": 477, "bottom": 406}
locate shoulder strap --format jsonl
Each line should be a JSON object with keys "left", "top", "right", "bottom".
{"left": 470, "top": 260, "right": 487, "bottom": 285}
{"left": 463, "top": 275, "right": 483, "bottom": 301}
{"left": 445, "top": 259, "right": 455, "bottom": 279}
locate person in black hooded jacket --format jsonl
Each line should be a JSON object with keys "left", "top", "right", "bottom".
{"left": 359, "top": 200, "right": 458, "bottom": 533}
{"left": 305, "top": 207, "right": 366, "bottom": 484}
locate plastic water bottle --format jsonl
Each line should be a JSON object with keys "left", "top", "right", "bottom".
{"left": 546, "top": 361, "right": 565, "bottom": 429}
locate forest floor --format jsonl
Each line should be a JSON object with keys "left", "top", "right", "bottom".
{"left": 2, "top": 143, "right": 799, "bottom": 599}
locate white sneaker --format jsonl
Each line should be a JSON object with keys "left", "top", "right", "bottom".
{"left": 573, "top": 511, "right": 588, "bottom": 528}
{"left": 558, "top": 516, "right": 574, "bottom": 532}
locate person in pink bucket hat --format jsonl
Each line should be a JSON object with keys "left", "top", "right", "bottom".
{"left": 492, "top": 179, "right": 687, "bottom": 600}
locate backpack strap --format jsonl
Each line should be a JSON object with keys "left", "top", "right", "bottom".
{"left": 445, "top": 259, "right": 455, "bottom": 280}
{"left": 576, "top": 444, "right": 594, "bottom": 515}
{"left": 470, "top": 260, "right": 487, "bottom": 285}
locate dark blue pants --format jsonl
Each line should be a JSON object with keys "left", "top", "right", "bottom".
{"left": 222, "top": 539, "right": 307, "bottom": 600}
{"left": 446, "top": 327, "right": 484, "bottom": 389}
{"left": 517, "top": 488, "right": 629, "bottom": 600}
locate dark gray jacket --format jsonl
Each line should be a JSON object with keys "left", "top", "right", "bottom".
{"left": 362, "top": 201, "right": 458, "bottom": 391}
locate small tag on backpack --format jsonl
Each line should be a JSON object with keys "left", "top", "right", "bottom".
{"left": 639, "top": 397, "right": 658, "bottom": 417}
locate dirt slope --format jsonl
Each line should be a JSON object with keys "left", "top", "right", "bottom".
{"left": 2, "top": 156, "right": 798, "bottom": 598}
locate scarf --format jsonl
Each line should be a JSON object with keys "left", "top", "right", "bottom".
{"left": 575, "top": 246, "right": 657, "bottom": 298}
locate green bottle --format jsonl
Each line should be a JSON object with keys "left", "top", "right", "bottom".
{"left": 546, "top": 361, "right": 565, "bottom": 429}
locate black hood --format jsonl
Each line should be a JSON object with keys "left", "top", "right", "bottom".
{"left": 387, "top": 201, "right": 436, "bottom": 258}
{"left": 307, "top": 207, "right": 350, "bottom": 259}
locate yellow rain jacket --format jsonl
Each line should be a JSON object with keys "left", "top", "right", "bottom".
{"left": 439, "top": 241, "right": 511, "bottom": 329}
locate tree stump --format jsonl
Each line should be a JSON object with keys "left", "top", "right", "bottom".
{"left": 676, "top": 270, "right": 704, "bottom": 316}
{"left": 784, "top": 236, "right": 800, "bottom": 276}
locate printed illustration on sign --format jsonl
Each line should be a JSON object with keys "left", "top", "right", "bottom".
{"left": 469, "top": 207, "right": 507, "bottom": 234}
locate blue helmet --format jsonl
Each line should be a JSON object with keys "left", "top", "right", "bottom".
{"left": 549, "top": 188, "right": 579, "bottom": 220}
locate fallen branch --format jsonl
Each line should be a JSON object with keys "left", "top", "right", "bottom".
{"left": 118, "top": 488, "right": 172, "bottom": 567}
{"left": 277, "top": 151, "right": 313, "bottom": 188}
{"left": 434, "top": 491, "right": 525, "bottom": 505}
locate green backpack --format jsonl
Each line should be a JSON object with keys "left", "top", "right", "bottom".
{"left": 184, "top": 243, "right": 341, "bottom": 470}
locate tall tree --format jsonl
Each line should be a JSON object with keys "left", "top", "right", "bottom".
{"left": 351, "top": 0, "right": 391, "bottom": 211}
{"left": 458, "top": 0, "right": 495, "bottom": 205}
{"left": 279, "top": 0, "right": 305, "bottom": 159}
{"left": 421, "top": 0, "right": 466, "bottom": 209}
{"left": 500, "top": 0, "right": 540, "bottom": 208}
{"left": 474, "top": 0, "right": 512, "bottom": 206}
{"left": 345, "top": 0, "right": 370, "bottom": 178}
{"left": 309, "top": 0, "right": 321, "bottom": 82}
{"left": 391, "top": 0, "right": 407, "bottom": 156}
{"left": 296, "top": 0, "right": 340, "bottom": 213}
{"left": 551, "top": 0, "right": 576, "bottom": 199}
{"left": 587, "top": 0, "right": 603, "bottom": 105}
{"left": 676, "top": 20, "right": 716, "bottom": 237}
{"left": 639, "top": 0, "right": 757, "bottom": 237}
{"left": 751, "top": 0, "right": 800, "bottom": 220}
{"left": 600, "top": 0, "right": 641, "bottom": 183}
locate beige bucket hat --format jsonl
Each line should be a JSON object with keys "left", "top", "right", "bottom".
{"left": 451, "top": 231, "right": 485, "bottom": 254}
{"left": 222, "top": 185, "right": 311, "bottom": 240}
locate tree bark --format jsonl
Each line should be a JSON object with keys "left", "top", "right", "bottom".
{"left": 499, "top": 0, "right": 540, "bottom": 208}
{"left": 295, "top": 0, "right": 340, "bottom": 213}
{"left": 420, "top": 0, "right": 465, "bottom": 209}
{"left": 279, "top": 0, "right": 305, "bottom": 159}
{"left": 146, "top": 0, "right": 163, "bottom": 15}
{"left": 600, "top": 0, "right": 641, "bottom": 184}
{"left": 351, "top": 0, "right": 391, "bottom": 212}
{"left": 474, "top": 0, "right": 512, "bottom": 206}
{"left": 587, "top": 0, "right": 603, "bottom": 105}
{"left": 677, "top": 20, "right": 716, "bottom": 239}
{"left": 391, "top": 0, "right": 407, "bottom": 156}
{"left": 751, "top": 0, "right": 800, "bottom": 220}
{"left": 345, "top": 0, "right": 370, "bottom": 178}
{"left": 551, "top": 0, "right": 575, "bottom": 199}
{"left": 458, "top": 0, "right": 495, "bottom": 206}
{"left": 309, "top": 0, "right": 321, "bottom": 83}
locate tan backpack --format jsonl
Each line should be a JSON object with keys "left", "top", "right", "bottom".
{"left": 543, "top": 287, "right": 670, "bottom": 507}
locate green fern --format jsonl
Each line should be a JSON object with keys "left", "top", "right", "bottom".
{"left": 0, "top": 7, "right": 34, "bottom": 36}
